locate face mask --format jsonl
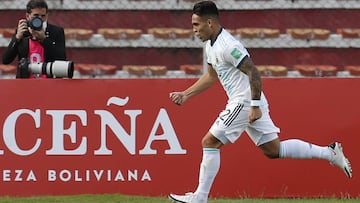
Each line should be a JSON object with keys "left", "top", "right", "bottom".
{"left": 42, "top": 21, "right": 47, "bottom": 30}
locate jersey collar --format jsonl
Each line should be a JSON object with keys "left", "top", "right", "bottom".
{"left": 210, "top": 27, "right": 223, "bottom": 46}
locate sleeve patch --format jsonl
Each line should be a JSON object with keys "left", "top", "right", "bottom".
{"left": 231, "top": 48, "right": 242, "bottom": 60}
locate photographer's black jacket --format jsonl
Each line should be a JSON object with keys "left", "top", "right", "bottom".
{"left": 2, "top": 23, "right": 66, "bottom": 78}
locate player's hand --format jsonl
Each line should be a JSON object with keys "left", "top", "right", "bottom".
{"left": 169, "top": 92, "right": 188, "bottom": 105}
{"left": 15, "top": 19, "right": 28, "bottom": 40}
{"left": 248, "top": 107, "right": 262, "bottom": 123}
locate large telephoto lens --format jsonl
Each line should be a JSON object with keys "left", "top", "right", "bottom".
{"left": 28, "top": 61, "right": 74, "bottom": 78}
{"left": 49, "top": 61, "right": 74, "bottom": 78}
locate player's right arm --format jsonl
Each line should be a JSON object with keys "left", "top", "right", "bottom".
{"left": 170, "top": 64, "right": 218, "bottom": 105}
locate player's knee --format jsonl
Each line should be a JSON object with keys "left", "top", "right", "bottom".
{"left": 259, "top": 138, "right": 280, "bottom": 159}
{"left": 264, "top": 151, "right": 280, "bottom": 159}
{"left": 201, "top": 137, "right": 215, "bottom": 147}
{"left": 260, "top": 145, "right": 280, "bottom": 159}
{"left": 201, "top": 134, "right": 222, "bottom": 148}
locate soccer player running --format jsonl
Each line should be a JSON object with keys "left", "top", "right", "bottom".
{"left": 168, "top": 1, "right": 352, "bottom": 203}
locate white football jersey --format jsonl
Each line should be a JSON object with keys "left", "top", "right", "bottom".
{"left": 205, "top": 28, "right": 267, "bottom": 106}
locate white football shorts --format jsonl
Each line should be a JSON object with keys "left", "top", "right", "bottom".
{"left": 209, "top": 102, "right": 280, "bottom": 146}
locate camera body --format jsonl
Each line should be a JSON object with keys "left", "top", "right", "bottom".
{"left": 27, "top": 16, "right": 43, "bottom": 31}
{"left": 23, "top": 17, "right": 43, "bottom": 38}
{"left": 18, "top": 58, "right": 74, "bottom": 78}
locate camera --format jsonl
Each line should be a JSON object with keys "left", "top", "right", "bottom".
{"left": 27, "top": 16, "right": 43, "bottom": 31}
{"left": 23, "top": 17, "right": 43, "bottom": 37}
{"left": 19, "top": 58, "right": 74, "bottom": 78}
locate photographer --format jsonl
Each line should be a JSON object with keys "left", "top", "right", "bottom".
{"left": 2, "top": 0, "right": 66, "bottom": 78}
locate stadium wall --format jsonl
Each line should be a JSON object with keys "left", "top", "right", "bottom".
{"left": 2, "top": 9, "right": 360, "bottom": 70}
{"left": 2, "top": 47, "right": 359, "bottom": 71}
{"left": 0, "top": 78, "right": 358, "bottom": 198}
{"left": 2, "top": 9, "right": 359, "bottom": 31}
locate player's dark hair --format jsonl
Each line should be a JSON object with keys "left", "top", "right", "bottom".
{"left": 26, "top": 0, "right": 48, "bottom": 14}
{"left": 193, "top": 1, "right": 219, "bottom": 19}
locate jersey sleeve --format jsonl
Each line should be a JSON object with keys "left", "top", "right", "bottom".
{"left": 223, "top": 44, "right": 249, "bottom": 68}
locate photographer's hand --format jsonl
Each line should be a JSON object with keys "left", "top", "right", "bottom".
{"left": 15, "top": 19, "right": 28, "bottom": 41}
{"left": 30, "top": 28, "right": 46, "bottom": 41}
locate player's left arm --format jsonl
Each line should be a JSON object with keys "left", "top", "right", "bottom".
{"left": 223, "top": 44, "right": 262, "bottom": 101}
{"left": 238, "top": 57, "right": 263, "bottom": 123}
{"left": 224, "top": 44, "right": 263, "bottom": 123}
{"left": 237, "top": 57, "right": 262, "bottom": 101}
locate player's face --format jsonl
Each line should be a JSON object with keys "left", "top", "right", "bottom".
{"left": 192, "top": 14, "right": 212, "bottom": 42}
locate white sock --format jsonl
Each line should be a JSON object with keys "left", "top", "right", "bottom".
{"left": 194, "top": 148, "right": 220, "bottom": 200}
{"left": 279, "top": 139, "right": 332, "bottom": 161}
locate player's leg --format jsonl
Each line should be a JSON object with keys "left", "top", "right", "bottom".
{"left": 169, "top": 132, "right": 222, "bottom": 203}
{"left": 247, "top": 109, "right": 352, "bottom": 178}
{"left": 259, "top": 138, "right": 332, "bottom": 160}
{"left": 280, "top": 139, "right": 352, "bottom": 178}
{"left": 191, "top": 103, "right": 249, "bottom": 201}
{"left": 258, "top": 138, "right": 352, "bottom": 178}
{"left": 194, "top": 132, "right": 223, "bottom": 200}
{"left": 169, "top": 103, "right": 248, "bottom": 203}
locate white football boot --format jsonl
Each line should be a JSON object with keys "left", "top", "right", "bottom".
{"left": 169, "top": 192, "right": 207, "bottom": 203}
{"left": 328, "top": 142, "right": 352, "bottom": 178}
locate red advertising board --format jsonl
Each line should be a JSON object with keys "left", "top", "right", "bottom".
{"left": 0, "top": 78, "right": 358, "bottom": 198}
